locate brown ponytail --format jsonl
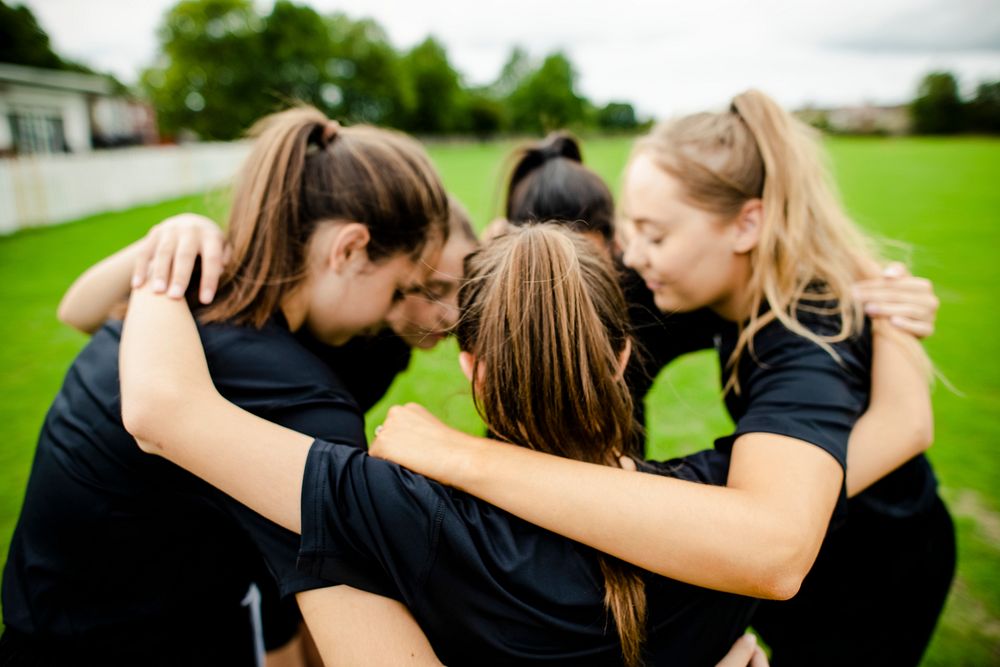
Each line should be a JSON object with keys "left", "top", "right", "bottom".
{"left": 456, "top": 225, "right": 647, "bottom": 666}
{"left": 201, "top": 106, "right": 449, "bottom": 328}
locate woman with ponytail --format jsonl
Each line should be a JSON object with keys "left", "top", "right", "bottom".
{"left": 371, "top": 92, "right": 954, "bottom": 666}
{"left": 0, "top": 106, "right": 449, "bottom": 665}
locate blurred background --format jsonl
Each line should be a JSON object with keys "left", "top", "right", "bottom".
{"left": 0, "top": 1, "right": 998, "bottom": 663}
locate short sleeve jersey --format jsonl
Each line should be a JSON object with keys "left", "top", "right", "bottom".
{"left": 625, "top": 284, "right": 938, "bottom": 521}
{"left": 300, "top": 328, "right": 413, "bottom": 413}
{"left": 298, "top": 440, "right": 756, "bottom": 666}
{"left": 2, "top": 317, "right": 363, "bottom": 648}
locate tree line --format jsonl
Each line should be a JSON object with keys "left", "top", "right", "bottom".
{"left": 139, "top": 0, "right": 644, "bottom": 141}
{"left": 911, "top": 71, "right": 999, "bottom": 135}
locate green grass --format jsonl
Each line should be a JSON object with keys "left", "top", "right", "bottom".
{"left": 0, "top": 136, "right": 998, "bottom": 664}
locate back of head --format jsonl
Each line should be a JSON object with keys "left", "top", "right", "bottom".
{"left": 635, "top": 89, "right": 883, "bottom": 387}
{"left": 456, "top": 224, "right": 632, "bottom": 461}
{"left": 455, "top": 223, "right": 646, "bottom": 665}
{"left": 203, "top": 106, "right": 450, "bottom": 328}
{"left": 505, "top": 132, "right": 616, "bottom": 244}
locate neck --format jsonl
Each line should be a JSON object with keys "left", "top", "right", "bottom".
{"left": 280, "top": 285, "right": 309, "bottom": 332}
{"left": 710, "top": 261, "right": 754, "bottom": 322}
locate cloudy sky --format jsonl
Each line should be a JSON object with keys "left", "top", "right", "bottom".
{"left": 20, "top": 0, "right": 1000, "bottom": 118}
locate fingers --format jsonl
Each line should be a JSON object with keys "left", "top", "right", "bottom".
{"left": 886, "top": 316, "right": 934, "bottom": 338}
{"left": 148, "top": 225, "right": 178, "bottom": 294}
{"left": 167, "top": 231, "right": 200, "bottom": 299}
{"left": 198, "top": 235, "right": 226, "bottom": 304}
{"left": 715, "top": 634, "right": 759, "bottom": 667}
{"left": 750, "top": 646, "right": 770, "bottom": 667}
{"left": 132, "top": 231, "right": 157, "bottom": 289}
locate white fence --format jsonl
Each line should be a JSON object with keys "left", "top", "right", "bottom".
{"left": 0, "top": 142, "right": 252, "bottom": 235}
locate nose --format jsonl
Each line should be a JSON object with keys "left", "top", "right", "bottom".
{"left": 621, "top": 231, "right": 646, "bottom": 271}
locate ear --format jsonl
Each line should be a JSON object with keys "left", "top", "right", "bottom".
{"left": 458, "top": 351, "right": 476, "bottom": 382}
{"left": 731, "top": 199, "right": 762, "bottom": 254}
{"left": 328, "top": 222, "right": 372, "bottom": 273}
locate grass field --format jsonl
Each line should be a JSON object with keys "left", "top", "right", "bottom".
{"left": 0, "top": 136, "right": 998, "bottom": 664}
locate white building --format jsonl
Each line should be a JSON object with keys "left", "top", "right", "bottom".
{"left": 0, "top": 63, "right": 156, "bottom": 156}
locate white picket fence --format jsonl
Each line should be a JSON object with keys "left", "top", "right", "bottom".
{"left": 0, "top": 142, "right": 252, "bottom": 235}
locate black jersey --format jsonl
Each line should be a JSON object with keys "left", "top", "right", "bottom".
{"left": 1, "top": 317, "right": 361, "bottom": 662}
{"left": 301, "top": 328, "right": 412, "bottom": 413}
{"left": 298, "top": 440, "right": 755, "bottom": 666}
{"left": 624, "top": 282, "right": 938, "bottom": 521}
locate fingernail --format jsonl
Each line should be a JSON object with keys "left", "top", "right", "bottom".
{"left": 167, "top": 284, "right": 184, "bottom": 299}
{"left": 744, "top": 633, "right": 757, "bottom": 646}
{"left": 131, "top": 275, "right": 142, "bottom": 288}
{"left": 865, "top": 304, "right": 879, "bottom": 314}
{"left": 200, "top": 289, "right": 214, "bottom": 304}
{"left": 152, "top": 279, "right": 167, "bottom": 293}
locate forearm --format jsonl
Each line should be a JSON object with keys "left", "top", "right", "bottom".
{"left": 120, "top": 286, "right": 311, "bottom": 532}
{"left": 845, "top": 326, "right": 933, "bottom": 496}
{"left": 444, "top": 432, "right": 832, "bottom": 599}
{"left": 297, "top": 587, "right": 441, "bottom": 666}
{"left": 59, "top": 241, "right": 142, "bottom": 333}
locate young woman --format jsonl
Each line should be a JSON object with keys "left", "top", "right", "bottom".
{"left": 498, "top": 130, "right": 940, "bottom": 452}
{"left": 57, "top": 198, "right": 479, "bottom": 414}
{"left": 117, "top": 222, "right": 931, "bottom": 665}
{"left": 0, "top": 106, "right": 450, "bottom": 665}
{"left": 368, "top": 92, "right": 955, "bottom": 666}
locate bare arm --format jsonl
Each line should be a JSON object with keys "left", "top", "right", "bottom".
{"left": 371, "top": 407, "right": 840, "bottom": 600}
{"left": 845, "top": 324, "right": 933, "bottom": 497}
{"left": 59, "top": 214, "right": 226, "bottom": 333}
{"left": 119, "top": 284, "right": 311, "bottom": 532}
{"left": 120, "top": 286, "right": 442, "bottom": 661}
{"left": 59, "top": 240, "right": 144, "bottom": 333}
{"left": 297, "top": 587, "right": 441, "bottom": 666}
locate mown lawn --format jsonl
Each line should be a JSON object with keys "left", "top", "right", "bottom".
{"left": 0, "top": 136, "right": 997, "bottom": 664}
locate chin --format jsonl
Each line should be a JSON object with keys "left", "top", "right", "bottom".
{"left": 652, "top": 291, "right": 700, "bottom": 315}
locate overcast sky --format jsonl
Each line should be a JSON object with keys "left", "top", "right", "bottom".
{"left": 20, "top": 0, "right": 1000, "bottom": 118}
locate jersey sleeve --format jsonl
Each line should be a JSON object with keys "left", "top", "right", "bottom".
{"left": 723, "top": 323, "right": 870, "bottom": 472}
{"left": 297, "top": 439, "right": 445, "bottom": 603}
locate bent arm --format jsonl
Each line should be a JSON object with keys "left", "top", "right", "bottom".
{"left": 120, "top": 285, "right": 312, "bottom": 532}
{"left": 845, "top": 324, "right": 933, "bottom": 497}
{"left": 61, "top": 214, "right": 226, "bottom": 334}
{"left": 373, "top": 415, "right": 840, "bottom": 600}
{"left": 59, "top": 241, "right": 142, "bottom": 333}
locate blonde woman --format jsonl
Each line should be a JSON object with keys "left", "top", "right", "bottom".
{"left": 370, "top": 91, "right": 955, "bottom": 666}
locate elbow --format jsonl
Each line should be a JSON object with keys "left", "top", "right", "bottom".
{"left": 914, "top": 413, "right": 935, "bottom": 455}
{"left": 754, "top": 563, "right": 806, "bottom": 601}
{"left": 120, "top": 381, "right": 182, "bottom": 451}
{"left": 745, "top": 526, "right": 818, "bottom": 601}
{"left": 56, "top": 299, "right": 93, "bottom": 334}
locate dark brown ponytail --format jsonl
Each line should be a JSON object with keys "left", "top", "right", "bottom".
{"left": 201, "top": 106, "right": 449, "bottom": 328}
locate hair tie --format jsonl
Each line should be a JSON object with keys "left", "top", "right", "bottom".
{"left": 322, "top": 119, "right": 341, "bottom": 145}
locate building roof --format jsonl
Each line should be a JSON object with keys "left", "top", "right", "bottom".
{"left": 0, "top": 62, "right": 113, "bottom": 96}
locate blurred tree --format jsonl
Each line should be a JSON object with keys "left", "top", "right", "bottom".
{"left": 967, "top": 81, "right": 1000, "bottom": 134}
{"left": 596, "top": 101, "right": 639, "bottom": 131}
{"left": 464, "top": 90, "right": 505, "bottom": 139}
{"left": 508, "top": 51, "right": 586, "bottom": 133}
{"left": 401, "top": 37, "right": 463, "bottom": 134}
{"left": 0, "top": 0, "right": 109, "bottom": 76}
{"left": 142, "top": 0, "right": 267, "bottom": 140}
{"left": 911, "top": 71, "right": 965, "bottom": 134}
{"left": 324, "top": 14, "right": 412, "bottom": 127}
{"left": 0, "top": 1, "right": 64, "bottom": 68}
